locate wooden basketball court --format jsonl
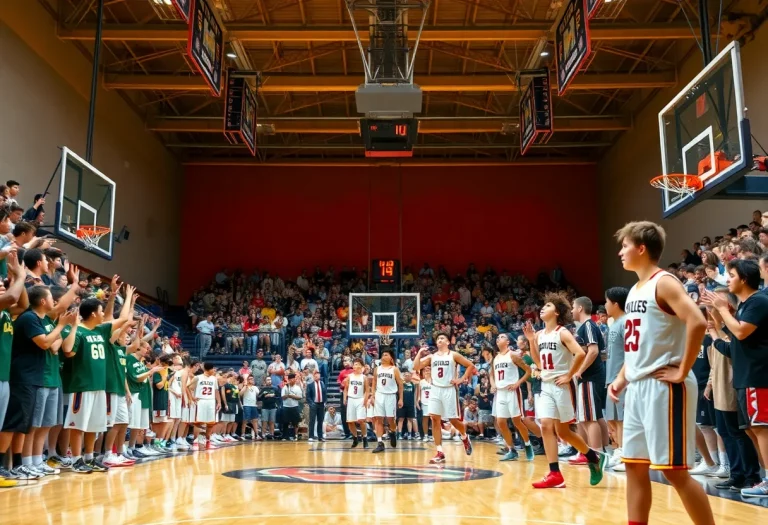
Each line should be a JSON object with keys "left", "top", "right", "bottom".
{"left": 0, "top": 440, "right": 764, "bottom": 524}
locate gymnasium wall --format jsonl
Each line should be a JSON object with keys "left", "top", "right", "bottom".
{"left": 179, "top": 165, "right": 602, "bottom": 302}
{"left": 0, "top": 4, "right": 182, "bottom": 297}
{"left": 597, "top": 24, "right": 768, "bottom": 288}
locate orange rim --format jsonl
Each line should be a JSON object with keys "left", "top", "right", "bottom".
{"left": 649, "top": 174, "right": 703, "bottom": 194}
{"left": 76, "top": 225, "right": 111, "bottom": 240}
{"left": 375, "top": 326, "right": 394, "bottom": 337}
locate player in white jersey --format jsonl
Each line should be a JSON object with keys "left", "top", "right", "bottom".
{"left": 188, "top": 362, "right": 221, "bottom": 451}
{"left": 370, "top": 348, "right": 403, "bottom": 453}
{"left": 344, "top": 358, "right": 369, "bottom": 449}
{"left": 524, "top": 293, "right": 607, "bottom": 489}
{"left": 491, "top": 334, "right": 535, "bottom": 462}
{"left": 609, "top": 221, "right": 713, "bottom": 525}
{"left": 167, "top": 355, "right": 189, "bottom": 450}
{"left": 418, "top": 366, "right": 432, "bottom": 442}
{"left": 414, "top": 332, "right": 475, "bottom": 464}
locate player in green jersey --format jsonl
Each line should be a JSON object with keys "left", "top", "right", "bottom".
{"left": 0, "top": 252, "right": 26, "bottom": 486}
{"left": 61, "top": 285, "right": 135, "bottom": 473}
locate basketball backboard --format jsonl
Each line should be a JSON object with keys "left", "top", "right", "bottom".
{"left": 658, "top": 41, "right": 751, "bottom": 218}
{"left": 348, "top": 293, "right": 421, "bottom": 339}
{"left": 54, "top": 147, "right": 116, "bottom": 260}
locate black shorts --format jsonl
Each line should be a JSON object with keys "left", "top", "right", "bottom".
{"left": 282, "top": 406, "right": 300, "bottom": 425}
{"left": 397, "top": 405, "right": 416, "bottom": 419}
{"left": 696, "top": 386, "right": 715, "bottom": 426}
{"left": 1, "top": 384, "right": 38, "bottom": 434}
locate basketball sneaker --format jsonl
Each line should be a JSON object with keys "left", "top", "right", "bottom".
{"left": 524, "top": 443, "right": 535, "bottom": 461}
{"left": 532, "top": 471, "right": 566, "bottom": 489}
{"left": 103, "top": 454, "right": 129, "bottom": 468}
{"left": 372, "top": 441, "right": 385, "bottom": 454}
{"left": 363, "top": 436, "right": 369, "bottom": 449}
{"left": 709, "top": 464, "right": 730, "bottom": 478}
{"left": 87, "top": 457, "right": 109, "bottom": 472}
{"left": 390, "top": 431, "right": 397, "bottom": 448}
{"left": 206, "top": 440, "right": 217, "bottom": 450}
{"left": 47, "top": 455, "right": 72, "bottom": 470}
{"left": 568, "top": 453, "right": 588, "bottom": 465}
{"left": 500, "top": 449, "right": 519, "bottom": 462}
{"left": 33, "top": 463, "right": 60, "bottom": 476}
{"left": 588, "top": 452, "right": 608, "bottom": 486}
{"left": 558, "top": 444, "right": 577, "bottom": 457}
{"left": 429, "top": 452, "right": 446, "bottom": 464}
{"left": 351, "top": 437, "right": 359, "bottom": 448}
{"left": 497, "top": 447, "right": 510, "bottom": 455}
{"left": 70, "top": 458, "right": 93, "bottom": 474}
{"left": 422, "top": 435, "right": 429, "bottom": 443}
{"left": 461, "top": 435, "right": 473, "bottom": 456}
{"left": 689, "top": 462, "right": 719, "bottom": 476}
{"left": 191, "top": 443, "right": 200, "bottom": 452}
{"left": 0, "top": 466, "right": 18, "bottom": 480}
{"left": 741, "top": 479, "right": 768, "bottom": 498}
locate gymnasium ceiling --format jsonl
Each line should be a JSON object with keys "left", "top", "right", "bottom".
{"left": 42, "top": 0, "right": 768, "bottom": 166}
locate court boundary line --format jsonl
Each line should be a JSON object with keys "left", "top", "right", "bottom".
{"left": 139, "top": 513, "right": 581, "bottom": 525}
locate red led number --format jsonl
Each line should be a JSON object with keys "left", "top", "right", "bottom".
{"left": 624, "top": 319, "right": 641, "bottom": 352}
{"left": 395, "top": 124, "right": 407, "bottom": 137}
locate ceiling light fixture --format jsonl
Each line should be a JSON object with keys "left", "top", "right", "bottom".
{"left": 540, "top": 51, "right": 550, "bottom": 57}
{"left": 227, "top": 52, "right": 237, "bottom": 58}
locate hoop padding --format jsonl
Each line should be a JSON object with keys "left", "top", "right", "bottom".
{"left": 650, "top": 174, "right": 703, "bottom": 199}
{"left": 76, "top": 225, "right": 112, "bottom": 250}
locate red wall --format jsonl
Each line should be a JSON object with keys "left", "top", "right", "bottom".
{"left": 179, "top": 165, "right": 602, "bottom": 301}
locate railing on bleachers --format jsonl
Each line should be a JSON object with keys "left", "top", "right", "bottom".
{"left": 193, "top": 330, "right": 287, "bottom": 361}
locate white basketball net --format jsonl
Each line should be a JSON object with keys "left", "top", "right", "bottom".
{"left": 650, "top": 175, "right": 701, "bottom": 199}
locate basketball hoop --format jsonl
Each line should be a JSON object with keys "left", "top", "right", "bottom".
{"left": 375, "top": 325, "right": 394, "bottom": 346}
{"left": 76, "top": 225, "right": 111, "bottom": 251}
{"left": 649, "top": 174, "right": 703, "bottom": 199}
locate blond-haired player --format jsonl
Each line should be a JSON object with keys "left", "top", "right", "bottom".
{"left": 609, "top": 221, "right": 714, "bottom": 525}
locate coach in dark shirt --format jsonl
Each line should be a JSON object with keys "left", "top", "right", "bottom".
{"left": 572, "top": 297, "right": 606, "bottom": 453}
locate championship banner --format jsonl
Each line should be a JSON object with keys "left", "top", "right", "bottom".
{"left": 188, "top": 0, "right": 224, "bottom": 96}
{"left": 519, "top": 71, "right": 554, "bottom": 156}
{"left": 224, "top": 71, "right": 258, "bottom": 156}
{"left": 587, "top": 0, "right": 601, "bottom": 19}
{"left": 241, "top": 81, "right": 257, "bottom": 156}
{"left": 555, "top": 0, "right": 591, "bottom": 95}
{"left": 172, "top": 0, "right": 192, "bottom": 22}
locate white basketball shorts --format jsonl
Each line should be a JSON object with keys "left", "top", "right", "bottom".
{"left": 428, "top": 385, "right": 461, "bottom": 420}
{"left": 347, "top": 397, "right": 367, "bottom": 422}
{"left": 374, "top": 392, "right": 397, "bottom": 418}
{"left": 622, "top": 373, "right": 696, "bottom": 470}
{"left": 106, "top": 393, "right": 130, "bottom": 426}
{"left": 128, "top": 391, "right": 150, "bottom": 430}
{"left": 495, "top": 388, "right": 524, "bottom": 419}
{"left": 366, "top": 404, "right": 374, "bottom": 420}
{"left": 169, "top": 393, "right": 182, "bottom": 419}
{"left": 535, "top": 380, "right": 577, "bottom": 423}
{"left": 195, "top": 399, "right": 217, "bottom": 424}
{"left": 64, "top": 391, "right": 108, "bottom": 433}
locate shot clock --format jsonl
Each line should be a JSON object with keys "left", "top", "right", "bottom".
{"left": 360, "top": 119, "right": 418, "bottom": 157}
{"left": 371, "top": 259, "right": 401, "bottom": 287}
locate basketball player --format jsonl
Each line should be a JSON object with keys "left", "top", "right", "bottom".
{"left": 491, "top": 333, "right": 535, "bottom": 462}
{"left": 603, "top": 286, "right": 629, "bottom": 471}
{"left": 418, "top": 366, "right": 432, "bottom": 442}
{"left": 344, "top": 358, "right": 369, "bottom": 448}
{"left": 370, "top": 348, "right": 403, "bottom": 453}
{"left": 189, "top": 362, "right": 221, "bottom": 450}
{"left": 523, "top": 294, "right": 606, "bottom": 489}
{"left": 609, "top": 221, "right": 715, "bottom": 525}
{"left": 414, "top": 332, "right": 475, "bottom": 464}
{"left": 63, "top": 286, "right": 135, "bottom": 472}
{"left": 167, "top": 355, "right": 187, "bottom": 449}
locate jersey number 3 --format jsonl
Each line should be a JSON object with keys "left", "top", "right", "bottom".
{"left": 624, "top": 319, "right": 641, "bottom": 352}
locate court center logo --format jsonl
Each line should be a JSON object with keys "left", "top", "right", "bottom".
{"left": 223, "top": 466, "right": 501, "bottom": 485}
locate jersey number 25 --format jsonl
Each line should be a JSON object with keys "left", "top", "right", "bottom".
{"left": 624, "top": 319, "right": 641, "bottom": 352}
